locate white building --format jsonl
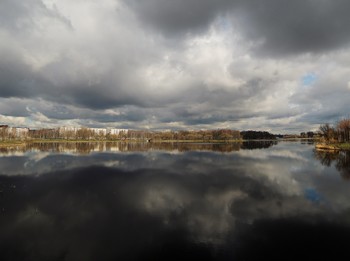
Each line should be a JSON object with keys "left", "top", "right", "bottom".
{"left": 91, "top": 128, "right": 107, "bottom": 136}
{"left": 15, "top": 127, "right": 29, "bottom": 137}
{"left": 108, "top": 128, "right": 128, "bottom": 136}
{"left": 6, "top": 127, "right": 29, "bottom": 139}
{"left": 59, "top": 126, "right": 81, "bottom": 134}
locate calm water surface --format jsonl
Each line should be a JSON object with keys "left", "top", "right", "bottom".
{"left": 1, "top": 141, "right": 350, "bottom": 260}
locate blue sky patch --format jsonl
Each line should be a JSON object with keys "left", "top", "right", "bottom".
{"left": 302, "top": 73, "right": 317, "bottom": 86}
{"left": 304, "top": 188, "right": 323, "bottom": 204}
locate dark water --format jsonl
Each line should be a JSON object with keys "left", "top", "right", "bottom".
{"left": 1, "top": 141, "right": 350, "bottom": 260}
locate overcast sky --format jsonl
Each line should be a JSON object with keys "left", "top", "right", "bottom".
{"left": 1, "top": 0, "right": 350, "bottom": 133}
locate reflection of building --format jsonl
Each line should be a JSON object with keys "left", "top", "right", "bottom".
{"left": 283, "top": 134, "right": 299, "bottom": 139}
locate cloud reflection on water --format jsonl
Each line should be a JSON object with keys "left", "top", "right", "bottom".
{"left": 0, "top": 142, "right": 350, "bottom": 260}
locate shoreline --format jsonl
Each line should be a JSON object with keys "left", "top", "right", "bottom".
{"left": 315, "top": 143, "right": 350, "bottom": 151}
{"left": 0, "top": 141, "right": 26, "bottom": 148}
{"left": 1, "top": 139, "right": 243, "bottom": 146}
{"left": 0, "top": 138, "right": 317, "bottom": 148}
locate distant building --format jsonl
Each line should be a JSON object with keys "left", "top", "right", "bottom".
{"left": 59, "top": 126, "right": 81, "bottom": 134}
{"left": 58, "top": 126, "right": 81, "bottom": 139}
{"left": 14, "top": 127, "right": 29, "bottom": 136}
{"left": 0, "top": 126, "right": 30, "bottom": 140}
{"left": 16, "top": 127, "right": 29, "bottom": 140}
{"left": 108, "top": 128, "right": 128, "bottom": 136}
{"left": 1, "top": 125, "right": 130, "bottom": 141}
{"left": 91, "top": 128, "right": 107, "bottom": 136}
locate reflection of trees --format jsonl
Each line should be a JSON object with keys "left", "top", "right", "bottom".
{"left": 240, "top": 141, "right": 277, "bottom": 150}
{"left": 24, "top": 142, "right": 98, "bottom": 154}
{"left": 314, "top": 150, "right": 339, "bottom": 167}
{"left": 314, "top": 150, "right": 350, "bottom": 180}
{"left": 336, "top": 151, "right": 350, "bottom": 180}
{"left": 113, "top": 142, "right": 242, "bottom": 153}
{"left": 0, "top": 139, "right": 281, "bottom": 155}
{"left": 1, "top": 142, "right": 244, "bottom": 154}
{"left": 300, "top": 140, "right": 315, "bottom": 145}
{"left": 1, "top": 141, "right": 279, "bottom": 156}
{"left": 0, "top": 146, "right": 27, "bottom": 155}
{"left": 175, "top": 143, "right": 241, "bottom": 152}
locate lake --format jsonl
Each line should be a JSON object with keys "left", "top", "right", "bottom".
{"left": 1, "top": 141, "right": 350, "bottom": 260}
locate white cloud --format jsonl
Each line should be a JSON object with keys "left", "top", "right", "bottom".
{"left": 0, "top": 114, "right": 27, "bottom": 126}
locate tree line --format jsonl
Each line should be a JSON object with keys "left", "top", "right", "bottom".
{"left": 319, "top": 118, "right": 350, "bottom": 143}
{"left": 0, "top": 126, "right": 242, "bottom": 141}
{"left": 0, "top": 124, "right": 295, "bottom": 142}
{"left": 240, "top": 131, "right": 276, "bottom": 140}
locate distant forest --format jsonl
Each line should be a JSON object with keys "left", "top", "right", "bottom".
{"left": 240, "top": 131, "right": 276, "bottom": 140}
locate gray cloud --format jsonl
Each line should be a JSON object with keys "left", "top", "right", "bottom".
{"left": 126, "top": 0, "right": 350, "bottom": 55}
{"left": 0, "top": 0, "right": 72, "bottom": 43}
{"left": 124, "top": 0, "right": 232, "bottom": 35}
{"left": 233, "top": 0, "right": 350, "bottom": 56}
{"left": 0, "top": 0, "right": 349, "bottom": 132}
{"left": 0, "top": 2, "right": 154, "bottom": 110}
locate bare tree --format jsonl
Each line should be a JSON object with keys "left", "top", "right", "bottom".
{"left": 319, "top": 123, "right": 336, "bottom": 143}
{"left": 337, "top": 118, "right": 350, "bottom": 142}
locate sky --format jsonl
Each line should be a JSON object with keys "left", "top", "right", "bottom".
{"left": 1, "top": 0, "right": 350, "bottom": 133}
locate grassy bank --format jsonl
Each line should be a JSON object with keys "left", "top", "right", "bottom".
{"left": 315, "top": 142, "right": 350, "bottom": 151}
{"left": 27, "top": 139, "right": 243, "bottom": 143}
{"left": 2, "top": 138, "right": 319, "bottom": 147}
{"left": 0, "top": 140, "right": 26, "bottom": 147}
{"left": 149, "top": 139, "right": 243, "bottom": 143}
{"left": 0, "top": 138, "right": 245, "bottom": 146}
{"left": 336, "top": 143, "right": 350, "bottom": 150}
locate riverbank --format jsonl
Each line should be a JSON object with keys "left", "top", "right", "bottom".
{"left": 336, "top": 143, "right": 350, "bottom": 150}
{"left": 0, "top": 139, "right": 244, "bottom": 146}
{"left": 0, "top": 141, "right": 26, "bottom": 148}
{"left": 0, "top": 138, "right": 320, "bottom": 148}
{"left": 315, "top": 143, "right": 350, "bottom": 151}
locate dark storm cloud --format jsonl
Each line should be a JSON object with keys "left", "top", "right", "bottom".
{"left": 0, "top": 55, "right": 146, "bottom": 110}
{"left": 0, "top": 0, "right": 160, "bottom": 112}
{"left": 0, "top": 99, "right": 31, "bottom": 117}
{"left": 126, "top": 0, "right": 350, "bottom": 55}
{"left": 181, "top": 79, "right": 266, "bottom": 105}
{"left": 124, "top": 0, "right": 232, "bottom": 35}
{"left": 0, "top": 53, "right": 48, "bottom": 99}
{"left": 234, "top": 0, "right": 350, "bottom": 56}
{"left": 62, "top": 84, "right": 137, "bottom": 110}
